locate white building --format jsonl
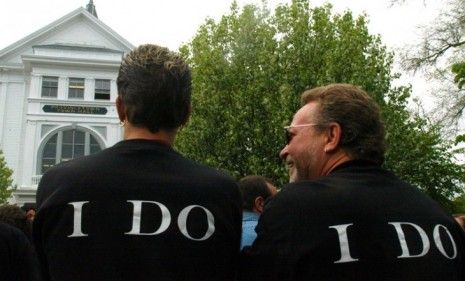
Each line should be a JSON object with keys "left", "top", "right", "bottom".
{"left": 0, "top": 1, "right": 133, "bottom": 205}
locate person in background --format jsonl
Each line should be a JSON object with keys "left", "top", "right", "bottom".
{"left": 34, "top": 44, "right": 241, "bottom": 281}
{"left": 0, "top": 204, "right": 41, "bottom": 280}
{"left": 240, "top": 83, "right": 465, "bottom": 281}
{"left": 238, "top": 175, "right": 277, "bottom": 249}
{"left": 0, "top": 204, "right": 32, "bottom": 241}
{"left": 0, "top": 222, "right": 41, "bottom": 281}
{"left": 454, "top": 214, "right": 465, "bottom": 231}
{"left": 21, "top": 203, "right": 37, "bottom": 222}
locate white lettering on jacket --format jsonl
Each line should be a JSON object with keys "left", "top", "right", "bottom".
{"left": 329, "top": 224, "right": 359, "bottom": 263}
{"left": 125, "top": 200, "right": 171, "bottom": 235}
{"left": 68, "top": 201, "right": 89, "bottom": 237}
{"left": 433, "top": 224, "right": 457, "bottom": 259}
{"left": 178, "top": 205, "right": 215, "bottom": 241}
{"left": 389, "top": 222, "right": 430, "bottom": 258}
{"left": 67, "top": 201, "right": 216, "bottom": 241}
{"left": 329, "top": 222, "right": 458, "bottom": 263}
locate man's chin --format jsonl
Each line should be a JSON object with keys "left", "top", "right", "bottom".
{"left": 289, "top": 170, "right": 297, "bottom": 183}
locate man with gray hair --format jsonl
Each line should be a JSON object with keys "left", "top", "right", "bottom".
{"left": 240, "top": 84, "right": 465, "bottom": 281}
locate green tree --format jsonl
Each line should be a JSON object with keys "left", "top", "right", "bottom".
{"left": 176, "top": 0, "right": 465, "bottom": 210}
{"left": 452, "top": 62, "right": 465, "bottom": 90}
{"left": 0, "top": 150, "right": 14, "bottom": 204}
{"left": 452, "top": 194, "right": 465, "bottom": 213}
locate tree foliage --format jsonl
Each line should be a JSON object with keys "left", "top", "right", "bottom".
{"left": 452, "top": 62, "right": 465, "bottom": 89}
{"left": 0, "top": 150, "right": 14, "bottom": 204}
{"left": 176, "top": 0, "right": 465, "bottom": 210}
{"left": 452, "top": 194, "right": 465, "bottom": 213}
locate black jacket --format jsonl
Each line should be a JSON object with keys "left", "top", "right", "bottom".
{"left": 34, "top": 139, "right": 241, "bottom": 281}
{"left": 240, "top": 160, "right": 465, "bottom": 281}
{"left": 0, "top": 222, "right": 41, "bottom": 281}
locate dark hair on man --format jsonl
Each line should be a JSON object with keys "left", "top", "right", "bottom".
{"left": 21, "top": 203, "right": 36, "bottom": 213}
{"left": 239, "top": 175, "right": 274, "bottom": 211}
{"left": 301, "top": 83, "right": 386, "bottom": 165}
{"left": 117, "top": 44, "right": 191, "bottom": 133}
{"left": 0, "top": 204, "right": 32, "bottom": 240}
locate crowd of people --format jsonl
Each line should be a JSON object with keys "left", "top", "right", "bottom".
{"left": 1, "top": 44, "right": 464, "bottom": 281}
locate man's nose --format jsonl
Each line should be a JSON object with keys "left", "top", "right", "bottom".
{"left": 279, "top": 145, "right": 288, "bottom": 159}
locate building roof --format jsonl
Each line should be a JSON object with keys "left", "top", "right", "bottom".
{"left": 0, "top": 5, "right": 133, "bottom": 69}
{"left": 32, "top": 43, "right": 123, "bottom": 54}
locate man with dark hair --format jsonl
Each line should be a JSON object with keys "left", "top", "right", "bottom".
{"left": 0, "top": 204, "right": 32, "bottom": 241}
{"left": 21, "top": 203, "right": 37, "bottom": 222}
{"left": 34, "top": 44, "right": 241, "bottom": 281}
{"left": 238, "top": 175, "right": 277, "bottom": 249}
{"left": 240, "top": 84, "right": 465, "bottom": 280}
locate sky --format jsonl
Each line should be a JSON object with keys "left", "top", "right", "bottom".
{"left": 0, "top": 0, "right": 445, "bottom": 104}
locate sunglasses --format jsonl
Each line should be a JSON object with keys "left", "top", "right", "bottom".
{"left": 284, "top": 124, "right": 320, "bottom": 144}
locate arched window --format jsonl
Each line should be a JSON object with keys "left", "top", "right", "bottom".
{"left": 40, "top": 129, "right": 103, "bottom": 174}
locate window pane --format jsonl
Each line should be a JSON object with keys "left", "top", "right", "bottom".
{"left": 90, "top": 135, "right": 102, "bottom": 154}
{"left": 41, "top": 159, "right": 56, "bottom": 174}
{"left": 62, "top": 144, "right": 73, "bottom": 158}
{"left": 40, "top": 129, "right": 104, "bottom": 175}
{"left": 90, "top": 144, "right": 101, "bottom": 154}
{"left": 47, "top": 134, "right": 57, "bottom": 145}
{"left": 68, "top": 78, "right": 84, "bottom": 99}
{"left": 42, "top": 76, "right": 58, "bottom": 98}
{"left": 74, "top": 131, "right": 85, "bottom": 144}
{"left": 74, "top": 144, "right": 85, "bottom": 157}
{"left": 62, "top": 130, "right": 73, "bottom": 144}
{"left": 43, "top": 143, "right": 56, "bottom": 158}
{"left": 95, "top": 79, "right": 111, "bottom": 100}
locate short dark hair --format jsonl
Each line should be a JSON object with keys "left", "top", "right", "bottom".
{"left": 239, "top": 175, "right": 274, "bottom": 211}
{"left": 21, "top": 203, "right": 36, "bottom": 213}
{"left": 301, "top": 84, "right": 386, "bottom": 165}
{"left": 0, "top": 204, "right": 32, "bottom": 240}
{"left": 117, "top": 44, "right": 191, "bottom": 133}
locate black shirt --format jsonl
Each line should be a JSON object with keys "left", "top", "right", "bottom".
{"left": 34, "top": 139, "right": 241, "bottom": 281}
{"left": 240, "top": 160, "right": 465, "bottom": 281}
{"left": 0, "top": 222, "right": 41, "bottom": 281}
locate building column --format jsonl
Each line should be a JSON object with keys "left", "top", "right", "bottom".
{"left": 57, "top": 76, "right": 67, "bottom": 100}
{"left": 29, "top": 74, "right": 41, "bottom": 98}
{"left": 110, "top": 79, "right": 117, "bottom": 101}
{"left": 20, "top": 120, "right": 37, "bottom": 189}
{"left": 0, "top": 81, "right": 7, "bottom": 145}
{"left": 84, "top": 78, "right": 94, "bottom": 101}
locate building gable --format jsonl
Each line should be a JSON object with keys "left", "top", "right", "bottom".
{"left": 0, "top": 7, "right": 133, "bottom": 69}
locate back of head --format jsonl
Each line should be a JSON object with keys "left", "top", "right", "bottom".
{"left": 301, "top": 83, "right": 386, "bottom": 165}
{"left": 239, "top": 175, "right": 274, "bottom": 211}
{"left": 117, "top": 44, "right": 191, "bottom": 133}
{"left": 0, "top": 204, "right": 32, "bottom": 240}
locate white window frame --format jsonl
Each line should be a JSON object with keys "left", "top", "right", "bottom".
{"left": 68, "top": 78, "right": 85, "bottom": 99}
{"left": 41, "top": 76, "right": 58, "bottom": 98}
{"left": 94, "top": 79, "right": 111, "bottom": 100}
{"left": 38, "top": 129, "right": 103, "bottom": 174}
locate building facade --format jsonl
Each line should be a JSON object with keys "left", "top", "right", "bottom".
{"left": 0, "top": 2, "right": 133, "bottom": 205}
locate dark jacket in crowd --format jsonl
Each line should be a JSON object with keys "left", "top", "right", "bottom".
{"left": 240, "top": 160, "right": 465, "bottom": 281}
{"left": 34, "top": 139, "right": 242, "bottom": 281}
{"left": 0, "top": 222, "right": 41, "bottom": 281}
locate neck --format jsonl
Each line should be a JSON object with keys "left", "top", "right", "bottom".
{"left": 320, "top": 151, "right": 352, "bottom": 177}
{"left": 123, "top": 123, "right": 176, "bottom": 146}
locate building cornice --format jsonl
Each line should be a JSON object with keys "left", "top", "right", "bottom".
{"left": 0, "top": 7, "right": 133, "bottom": 60}
{"left": 22, "top": 54, "right": 121, "bottom": 71}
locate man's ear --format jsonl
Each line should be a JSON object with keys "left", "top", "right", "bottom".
{"left": 324, "top": 122, "right": 342, "bottom": 153}
{"left": 116, "top": 95, "right": 126, "bottom": 122}
{"left": 254, "top": 196, "right": 265, "bottom": 214}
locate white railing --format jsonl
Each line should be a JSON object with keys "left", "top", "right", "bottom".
{"left": 31, "top": 175, "right": 42, "bottom": 186}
